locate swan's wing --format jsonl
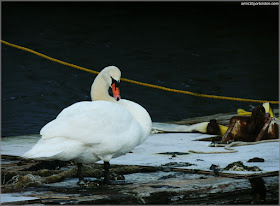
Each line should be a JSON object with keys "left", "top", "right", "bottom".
{"left": 40, "top": 101, "right": 137, "bottom": 145}
{"left": 55, "top": 101, "right": 97, "bottom": 119}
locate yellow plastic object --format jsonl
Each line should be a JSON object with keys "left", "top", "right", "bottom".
{"left": 191, "top": 122, "right": 209, "bottom": 133}
{"left": 262, "top": 102, "right": 274, "bottom": 117}
{"left": 195, "top": 122, "right": 228, "bottom": 136}
{"left": 219, "top": 125, "right": 228, "bottom": 136}
{"left": 237, "top": 108, "right": 252, "bottom": 116}
{"left": 237, "top": 102, "right": 274, "bottom": 117}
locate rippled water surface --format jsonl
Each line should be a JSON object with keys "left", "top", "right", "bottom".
{"left": 2, "top": 2, "right": 279, "bottom": 137}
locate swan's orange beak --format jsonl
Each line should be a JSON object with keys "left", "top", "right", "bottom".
{"left": 112, "top": 83, "right": 121, "bottom": 101}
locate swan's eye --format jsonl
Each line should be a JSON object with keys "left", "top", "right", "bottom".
{"left": 111, "top": 77, "right": 120, "bottom": 87}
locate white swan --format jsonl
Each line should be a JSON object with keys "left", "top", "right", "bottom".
{"left": 22, "top": 66, "right": 152, "bottom": 184}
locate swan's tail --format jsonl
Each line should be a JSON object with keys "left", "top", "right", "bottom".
{"left": 22, "top": 150, "right": 62, "bottom": 160}
{"left": 21, "top": 137, "right": 81, "bottom": 161}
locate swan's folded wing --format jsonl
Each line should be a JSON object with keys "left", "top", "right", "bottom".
{"left": 40, "top": 101, "right": 136, "bottom": 145}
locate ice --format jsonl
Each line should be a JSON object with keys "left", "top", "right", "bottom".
{"left": 1, "top": 131, "right": 279, "bottom": 175}
{"left": 108, "top": 133, "right": 279, "bottom": 174}
{"left": 1, "top": 135, "right": 41, "bottom": 156}
{"left": 1, "top": 193, "right": 39, "bottom": 204}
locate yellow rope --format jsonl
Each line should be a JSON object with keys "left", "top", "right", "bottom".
{"left": 1, "top": 40, "right": 99, "bottom": 75}
{"left": 2, "top": 40, "right": 279, "bottom": 104}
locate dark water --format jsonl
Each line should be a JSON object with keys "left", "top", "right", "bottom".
{"left": 1, "top": 2, "right": 279, "bottom": 137}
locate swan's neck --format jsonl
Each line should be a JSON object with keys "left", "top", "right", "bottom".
{"left": 90, "top": 74, "right": 115, "bottom": 102}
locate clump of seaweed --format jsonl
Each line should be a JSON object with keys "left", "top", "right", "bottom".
{"left": 2, "top": 156, "right": 160, "bottom": 189}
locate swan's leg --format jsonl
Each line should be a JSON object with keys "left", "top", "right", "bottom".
{"left": 77, "top": 163, "right": 85, "bottom": 184}
{"left": 103, "top": 161, "right": 110, "bottom": 184}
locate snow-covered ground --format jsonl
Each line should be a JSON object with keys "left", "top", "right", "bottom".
{"left": 2, "top": 129, "right": 279, "bottom": 175}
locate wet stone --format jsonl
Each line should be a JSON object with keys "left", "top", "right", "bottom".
{"left": 248, "top": 157, "right": 265, "bottom": 162}
{"left": 157, "top": 152, "right": 190, "bottom": 155}
{"left": 161, "top": 162, "right": 197, "bottom": 167}
{"left": 224, "top": 161, "right": 262, "bottom": 172}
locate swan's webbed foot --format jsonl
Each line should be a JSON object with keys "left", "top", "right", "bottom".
{"left": 77, "top": 179, "right": 87, "bottom": 186}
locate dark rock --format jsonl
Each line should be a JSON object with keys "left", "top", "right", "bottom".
{"left": 158, "top": 174, "right": 177, "bottom": 180}
{"left": 224, "top": 161, "right": 262, "bottom": 171}
{"left": 248, "top": 157, "right": 265, "bottom": 162}
{"left": 158, "top": 152, "right": 189, "bottom": 155}
{"left": 209, "top": 164, "right": 220, "bottom": 176}
{"left": 161, "top": 162, "right": 197, "bottom": 167}
{"left": 249, "top": 177, "right": 267, "bottom": 204}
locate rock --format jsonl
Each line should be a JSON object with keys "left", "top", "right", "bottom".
{"left": 224, "top": 161, "right": 262, "bottom": 171}
{"left": 248, "top": 157, "right": 265, "bottom": 162}
{"left": 161, "top": 162, "right": 196, "bottom": 167}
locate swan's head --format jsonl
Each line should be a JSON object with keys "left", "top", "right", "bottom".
{"left": 102, "top": 66, "right": 121, "bottom": 101}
